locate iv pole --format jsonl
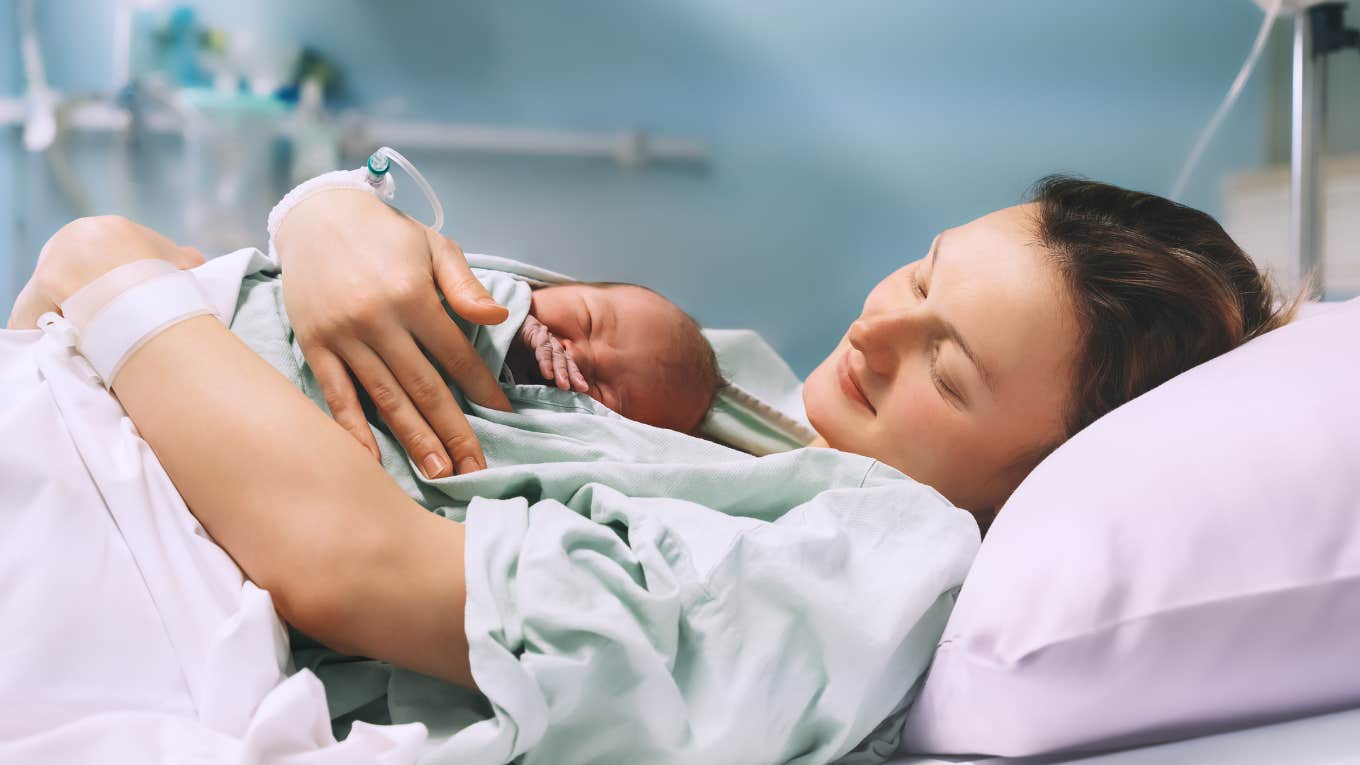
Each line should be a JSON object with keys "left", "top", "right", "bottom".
{"left": 1290, "top": 2, "right": 1358, "bottom": 299}
{"left": 1291, "top": 5, "right": 1325, "bottom": 298}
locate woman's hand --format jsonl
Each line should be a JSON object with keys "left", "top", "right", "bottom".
{"left": 273, "top": 189, "right": 512, "bottom": 480}
{"left": 7, "top": 216, "right": 205, "bottom": 329}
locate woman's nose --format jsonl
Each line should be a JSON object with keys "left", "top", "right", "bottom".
{"left": 848, "top": 310, "right": 921, "bottom": 374}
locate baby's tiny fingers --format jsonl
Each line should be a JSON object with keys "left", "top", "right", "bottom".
{"left": 517, "top": 315, "right": 543, "bottom": 348}
{"left": 565, "top": 355, "right": 589, "bottom": 393}
{"left": 548, "top": 334, "right": 571, "bottom": 390}
{"left": 532, "top": 335, "right": 556, "bottom": 380}
{"left": 519, "top": 316, "right": 555, "bottom": 380}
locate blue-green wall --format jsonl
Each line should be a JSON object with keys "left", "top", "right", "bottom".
{"left": 1, "top": 0, "right": 1273, "bottom": 373}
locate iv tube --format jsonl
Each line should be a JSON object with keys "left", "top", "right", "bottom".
{"left": 1170, "top": 0, "right": 1283, "bottom": 201}
{"left": 366, "top": 146, "right": 445, "bottom": 233}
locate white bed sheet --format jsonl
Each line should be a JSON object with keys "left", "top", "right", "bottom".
{"left": 888, "top": 705, "right": 1360, "bottom": 765}
{"left": 0, "top": 256, "right": 428, "bottom": 763}
{"left": 7, "top": 254, "right": 1354, "bottom": 763}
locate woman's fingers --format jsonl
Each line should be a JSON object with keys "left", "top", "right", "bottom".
{"left": 383, "top": 312, "right": 496, "bottom": 475}
{"left": 425, "top": 229, "right": 513, "bottom": 412}
{"left": 301, "top": 342, "right": 383, "bottom": 462}
{"left": 345, "top": 336, "right": 487, "bottom": 479}
{"left": 427, "top": 229, "right": 509, "bottom": 326}
{"left": 410, "top": 294, "right": 513, "bottom": 415}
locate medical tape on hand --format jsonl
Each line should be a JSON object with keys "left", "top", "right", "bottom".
{"left": 64, "top": 269, "right": 215, "bottom": 385}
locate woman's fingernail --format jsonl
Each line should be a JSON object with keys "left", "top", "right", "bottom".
{"left": 476, "top": 296, "right": 499, "bottom": 306}
{"left": 422, "top": 453, "right": 447, "bottom": 479}
{"left": 456, "top": 457, "right": 482, "bottom": 475}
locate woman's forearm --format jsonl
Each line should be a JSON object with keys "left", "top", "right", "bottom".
{"left": 112, "top": 314, "right": 476, "bottom": 688}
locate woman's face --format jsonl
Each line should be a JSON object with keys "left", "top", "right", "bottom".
{"left": 803, "top": 204, "right": 1080, "bottom": 513}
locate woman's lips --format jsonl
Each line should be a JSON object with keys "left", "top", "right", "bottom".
{"left": 837, "top": 350, "right": 876, "bottom": 414}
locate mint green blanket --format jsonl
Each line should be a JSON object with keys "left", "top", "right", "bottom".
{"left": 226, "top": 252, "right": 978, "bottom": 765}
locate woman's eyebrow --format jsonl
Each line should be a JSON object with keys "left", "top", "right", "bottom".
{"left": 933, "top": 232, "right": 996, "bottom": 394}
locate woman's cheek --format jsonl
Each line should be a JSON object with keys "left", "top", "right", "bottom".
{"left": 880, "top": 387, "right": 950, "bottom": 454}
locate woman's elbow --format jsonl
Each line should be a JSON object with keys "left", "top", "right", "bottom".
{"left": 256, "top": 505, "right": 472, "bottom": 684}
{"left": 259, "top": 525, "right": 387, "bottom": 656}
{"left": 270, "top": 579, "right": 363, "bottom": 655}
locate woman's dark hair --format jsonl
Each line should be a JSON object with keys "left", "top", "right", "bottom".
{"left": 1030, "top": 175, "right": 1303, "bottom": 441}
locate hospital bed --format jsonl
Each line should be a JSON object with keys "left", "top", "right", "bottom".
{"left": 4, "top": 250, "right": 1357, "bottom": 762}
{"left": 888, "top": 705, "right": 1360, "bottom": 765}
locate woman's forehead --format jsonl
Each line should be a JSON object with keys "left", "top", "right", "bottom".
{"left": 934, "top": 205, "right": 1077, "bottom": 401}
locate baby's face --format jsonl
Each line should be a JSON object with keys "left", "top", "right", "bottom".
{"left": 526, "top": 284, "right": 710, "bottom": 433}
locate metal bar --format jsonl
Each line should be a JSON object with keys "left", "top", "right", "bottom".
{"left": 0, "top": 96, "right": 708, "bottom": 167}
{"left": 1291, "top": 8, "right": 1326, "bottom": 298}
{"left": 354, "top": 119, "right": 708, "bottom": 165}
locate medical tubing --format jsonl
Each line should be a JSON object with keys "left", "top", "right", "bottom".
{"left": 61, "top": 267, "right": 215, "bottom": 384}
{"left": 371, "top": 146, "right": 445, "bottom": 233}
{"left": 1170, "top": 0, "right": 1282, "bottom": 201}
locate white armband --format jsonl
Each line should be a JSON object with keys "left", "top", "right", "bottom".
{"left": 61, "top": 258, "right": 180, "bottom": 327}
{"left": 265, "top": 168, "right": 395, "bottom": 263}
{"left": 60, "top": 266, "right": 215, "bottom": 385}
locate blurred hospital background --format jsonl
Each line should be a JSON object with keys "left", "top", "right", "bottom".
{"left": 1, "top": 0, "right": 1356, "bottom": 374}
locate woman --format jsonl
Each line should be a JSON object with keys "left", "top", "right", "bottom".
{"left": 259, "top": 175, "right": 1296, "bottom": 522}
{"left": 8, "top": 176, "right": 1295, "bottom": 761}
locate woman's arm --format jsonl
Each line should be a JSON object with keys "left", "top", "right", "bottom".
{"left": 116, "top": 315, "right": 476, "bottom": 688}
{"left": 24, "top": 217, "right": 477, "bottom": 688}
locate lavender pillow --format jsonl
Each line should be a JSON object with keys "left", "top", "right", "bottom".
{"left": 901, "top": 298, "right": 1360, "bottom": 757}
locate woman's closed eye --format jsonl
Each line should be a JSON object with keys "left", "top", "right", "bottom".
{"left": 911, "top": 267, "right": 927, "bottom": 300}
{"left": 931, "top": 346, "right": 964, "bottom": 407}
{"left": 911, "top": 267, "right": 964, "bottom": 407}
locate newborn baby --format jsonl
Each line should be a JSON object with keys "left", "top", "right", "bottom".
{"left": 502, "top": 282, "right": 722, "bottom": 435}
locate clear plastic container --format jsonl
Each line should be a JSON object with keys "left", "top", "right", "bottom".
{"left": 178, "top": 88, "right": 286, "bottom": 254}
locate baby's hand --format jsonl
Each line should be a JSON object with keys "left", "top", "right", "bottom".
{"left": 518, "top": 313, "right": 589, "bottom": 392}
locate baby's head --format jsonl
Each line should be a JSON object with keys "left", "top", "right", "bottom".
{"left": 514, "top": 282, "right": 722, "bottom": 434}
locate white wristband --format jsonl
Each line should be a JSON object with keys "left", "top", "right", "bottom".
{"left": 266, "top": 168, "right": 395, "bottom": 263}
{"left": 61, "top": 259, "right": 180, "bottom": 328}
{"left": 64, "top": 269, "right": 215, "bottom": 385}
